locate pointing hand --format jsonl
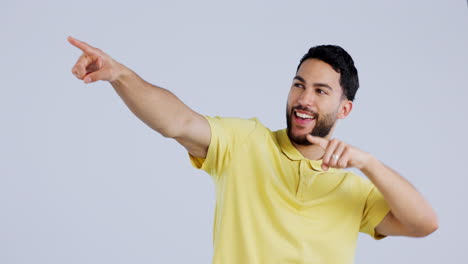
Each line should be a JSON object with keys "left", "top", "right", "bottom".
{"left": 67, "top": 36, "right": 123, "bottom": 83}
{"left": 306, "top": 135, "right": 372, "bottom": 171}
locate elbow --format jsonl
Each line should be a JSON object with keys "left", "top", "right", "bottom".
{"left": 157, "top": 115, "right": 193, "bottom": 139}
{"left": 148, "top": 126, "right": 173, "bottom": 138}
{"left": 159, "top": 129, "right": 176, "bottom": 138}
{"left": 413, "top": 219, "right": 439, "bottom": 237}
{"left": 152, "top": 122, "right": 185, "bottom": 138}
{"left": 416, "top": 225, "right": 438, "bottom": 238}
{"left": 426, "top": 219, "right": 439, "bottom": 236}
{"left": 160, "top": 129, "right": 183, "bottom": 139}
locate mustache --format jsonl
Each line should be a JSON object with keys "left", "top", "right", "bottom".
{"left": 291, "top": 105, "right": 318, "bottom": 118}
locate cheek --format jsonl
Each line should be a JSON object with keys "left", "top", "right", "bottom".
{"left": 287, "top": 89, "right": 299, "bottom": 105}
{"left": 286, "top": 94, "right": 293, "bottom": 108}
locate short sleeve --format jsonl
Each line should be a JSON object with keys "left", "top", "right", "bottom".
{"left": 188, "top": 115, "right": 258, "bottom": 181}
{"left": 359, "top": 180, "right": 391, "bottom": 240}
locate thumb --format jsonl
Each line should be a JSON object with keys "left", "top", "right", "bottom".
{"left": 306, "top": 134, "right": 329, "bottom": 149}
{"left": 321, "top": 163, "right": 329, "bottom": 171}
{"left": 83, "top": 70, "right": 108, "bottom": 83}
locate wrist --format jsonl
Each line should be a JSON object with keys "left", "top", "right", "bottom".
{"left": 110, "top": 62, "right": 131, "bottom": 84}
{"left": 358, "top": 153, "right": 378, "bottom": 172}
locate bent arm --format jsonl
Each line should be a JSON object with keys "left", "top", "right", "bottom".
{"left": 362, "top": 157, "right": 439, "bottom": 237}
{"left": 306, "top": 135, "right": 438, "bottom": 238}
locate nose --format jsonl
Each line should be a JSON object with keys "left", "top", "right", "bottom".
{"left": 297, "top": 88, "right": 317, "bottom": 107}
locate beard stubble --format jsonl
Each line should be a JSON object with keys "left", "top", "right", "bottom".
{"left": 286, "top": 105, "right": 337, "bottom": 146}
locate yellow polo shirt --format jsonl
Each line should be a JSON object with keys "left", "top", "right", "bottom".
{"left": 189, "top": 116, "right": 390, "bottom": 264}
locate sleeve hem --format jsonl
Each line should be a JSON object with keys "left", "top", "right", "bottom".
{"left": 188, "top": 115, "right": 218, "bottom": 179}
{"left": 369, "top": 207, "right": 392, "bottom": 240}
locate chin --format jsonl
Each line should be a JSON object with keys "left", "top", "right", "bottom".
{"left": 291, "top": 124, "right": 313, "bottom": 136}
{"left": 291, "top": 129, "right": 309, "bottom": 138}
{"left": 288, "top": 127, "right": 313, "bottom": 146}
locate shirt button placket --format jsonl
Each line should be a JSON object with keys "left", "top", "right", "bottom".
{"left": 297, "top": 159, "right": 309, "bottom": 201}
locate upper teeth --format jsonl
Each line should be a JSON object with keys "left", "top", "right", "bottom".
{"left": 295, "top": 110, "right": 314, "bottom": 119}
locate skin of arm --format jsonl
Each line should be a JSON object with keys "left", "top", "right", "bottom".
{"left": 109, "top": 67, "right": 211, "bottom": 158}
{"left": 68, "top": 36, "right": 211, "bottom": 158}
{"left": 361, "top": 155, "right": 438, "bottom": 237}
{"left": 307, "top": 135, "right": 439, "bottom": 237}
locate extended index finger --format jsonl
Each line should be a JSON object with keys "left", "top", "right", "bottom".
{"left": 306, "top": 134, "right": 329, "bottom": 149}
{"left": 67, "top": 36, "right": 98, "bottom": 55}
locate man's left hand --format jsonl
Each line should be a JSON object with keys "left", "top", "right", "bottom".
{"left": 306, "top": 135, "right": 372, "bottom": 171}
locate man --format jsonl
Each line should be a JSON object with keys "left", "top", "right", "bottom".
{"left": 68, "top": 36, "right": 438, "bottom": 263}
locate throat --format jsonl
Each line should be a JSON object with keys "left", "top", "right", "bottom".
{"left": 292, "top": 141, "right": 325, "bottom": 161}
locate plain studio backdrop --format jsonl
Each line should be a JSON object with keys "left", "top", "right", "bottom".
{"left": 1, "top": 0, "right": 467, "bottom": 263}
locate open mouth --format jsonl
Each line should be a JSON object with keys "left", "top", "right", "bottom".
{"left": 293, "top": 109, "right": 316, "bottom": 120}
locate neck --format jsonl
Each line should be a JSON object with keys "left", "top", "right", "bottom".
{"left": 292, "top": 142, "right": 325, "bottom": 160}
{"left": 291, "top": 128, "right": 334, "bottom": 160}
{"left": 287, "top": 122, "right": 337, "bottom": 160}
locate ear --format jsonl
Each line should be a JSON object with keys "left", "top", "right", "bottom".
{"left": 337, "top": 99, "right": 353, "bottom": 119}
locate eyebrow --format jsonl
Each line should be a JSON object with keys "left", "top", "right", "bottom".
{"left": 293, "top": 75, "right": 334, "bottom": 91}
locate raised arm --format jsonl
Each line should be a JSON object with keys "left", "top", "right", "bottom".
{"left": 67, "top": 36, "right": 211, "bottom": 158}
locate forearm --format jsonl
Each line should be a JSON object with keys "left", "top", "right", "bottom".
{"left": 110, "top": 64, "right": 196, "bottom": 138}
{"left": 361, "top": 156, "right": 438, "bottom": 233}
{"left": 361, "top": 156, "right": 438, "bottom": 235}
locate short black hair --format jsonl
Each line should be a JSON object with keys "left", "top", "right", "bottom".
{"left": 296, "top": 45, "right": 359, "bottom": 101}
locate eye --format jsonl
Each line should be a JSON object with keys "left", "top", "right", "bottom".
{"left": 294, "top": 83, "right": 304, "bottom": 89}
{"left": 316, "top": 89, "right": 327, "bottom": 95}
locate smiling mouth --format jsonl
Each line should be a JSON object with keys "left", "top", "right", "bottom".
{"left": 293, "top": 109, "right": 316, "bottom": 120}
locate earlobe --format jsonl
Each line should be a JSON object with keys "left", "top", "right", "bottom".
{"left": 338, "top": 100, "right": 353, "bottom": 119}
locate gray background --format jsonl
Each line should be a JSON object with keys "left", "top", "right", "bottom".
{"left": 1, "top": 0, "right": 467, "bottom": 263}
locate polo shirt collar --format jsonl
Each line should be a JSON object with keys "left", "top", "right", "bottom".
{"left": 277, "top": 129, "right": 325, "bottom": 172}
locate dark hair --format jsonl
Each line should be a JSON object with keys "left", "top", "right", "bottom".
{"left": 296, "top": 45, "right": 359, "bottom": 101}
